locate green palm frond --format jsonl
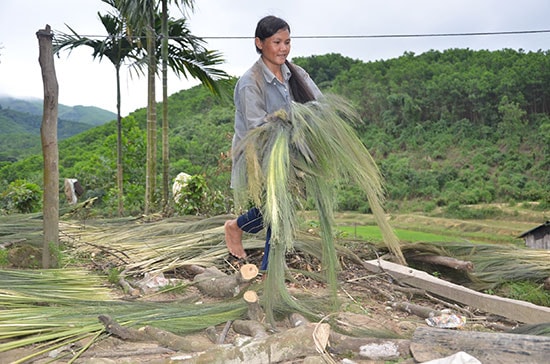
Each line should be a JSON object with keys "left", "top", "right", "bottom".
{"left": 0, "top": 269, "right": 112, "bottom": 307}
{"left": 0, "top": 268, "right": 246, "bottom": 361}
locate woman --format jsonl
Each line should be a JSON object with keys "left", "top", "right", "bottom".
{"left": 224, "top": 15, "right": 322, "bottom": 270}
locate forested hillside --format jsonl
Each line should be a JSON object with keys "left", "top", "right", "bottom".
{"left": 0, "top": 99, "right": 117, "bottom": 165}
{"left": 298, "top": 50, "right": 549, "bottom": 210}
{"left": 1, "top": 49, "right": 548, "bottom": 215}
{"left": 0, "top": 108, "right": 100, "bottom": 164}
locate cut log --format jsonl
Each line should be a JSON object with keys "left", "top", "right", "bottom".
{"left": 287, "top": 312, "right": 410, "bottom": 361}
{"left": 118, "top": 276, "right": 140, "bottom": 297}
{"left": 329, "top": 333, "right": 410, "bottom": 361}
{"left": 232, "top": 319, "right": 268, "bottom": 338}
{"left": 544, "top": 277, "right": 550, "bottom": 291}
{"left": 364, "top": 259, "right": 550, "bottom": 324}
{"left": 240, "top": 264, "right": 259, "bottom": 281}
{"left": 243, "top": 290, "right": 264, "bottom": 322}
{"left": 392, "top": 301, "right": 442, "bottom": 318}
{"left": 411, "top": 326, "right": 550, "bottom": 364}
{"left": 143, "top": 326, "right": 212, "bottom": 352}
{"left": 181, "top": 323, "right": 330, "bottom": 364}
{"left": 288, "top": 313, "right": 308, "bottom": 327}
{"left": 193, "top": 264, "right": 259, "bottom": 298}
{"left": 410, "top": 254, "right": 474, "bottom": 272}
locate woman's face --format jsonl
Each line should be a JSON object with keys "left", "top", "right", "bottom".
{"left": 256, "top": 28, "right": 291, "bottom": 70}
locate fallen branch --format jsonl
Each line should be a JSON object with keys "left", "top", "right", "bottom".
{"left": 98, "top": 315, "right": 212, "bottom": 352}
{"left": 118, "top": 276, "right": 140, "bottom": 297}
{"left": 0, "top": 238, "right": 26, "bottom": 249}
{"left": 143, "top": 326, "right": 212, "bottom": 352}
{"left": 98, "top": 315, "right": 145, "bottom": 341}
{"left": 218, "top": 320, "right": 233, "bottom": 344}
{"left": 424, "top": 292, "right": 473, "bottom": 318}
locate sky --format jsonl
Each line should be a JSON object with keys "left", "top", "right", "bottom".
{"left": 1, "top": 0, "right": 549, "bottom": 116}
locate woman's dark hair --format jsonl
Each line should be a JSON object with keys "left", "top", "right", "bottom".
{"left": 255, "top": 15, "right": 316, "bottom": 104}
{"left": 254, "top": 16, "right": 290, "bottom": 54}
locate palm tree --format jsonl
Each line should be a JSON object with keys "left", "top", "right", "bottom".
{"left": 161, "top": 0, "right": 170, "bottom": 212}
{"left": 54, "top": 1, "right": 139, "bottom": 216}
{"left": 157, "top": 10, "right": 229, "bottom": 211}
{"left": 117, "top": 0, "right": 229, "bottom": 214}
{"left": 115, "top": 0, "right": 158, "bottom": 215}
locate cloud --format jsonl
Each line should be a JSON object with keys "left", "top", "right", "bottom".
{"left": 1, "top": 0, "right": 549, "bottom": 115}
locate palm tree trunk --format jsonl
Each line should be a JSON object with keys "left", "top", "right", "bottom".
{"left": 116, "top": 64, "right": 124, "bottom": 216}
{"left": 145, "top": 24, "right": 157, "bottom": 215}
{"left": 161, "top": 0, "right": 170, "bottom": 213}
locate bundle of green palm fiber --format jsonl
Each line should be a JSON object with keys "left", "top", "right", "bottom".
{"left": 232, "top": 94, "right": 406, "bottom": 322}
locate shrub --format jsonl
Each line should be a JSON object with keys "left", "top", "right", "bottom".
{"left": 174, "top": 174, "right": 228, "bottom": 216}
{"left": 0, "top": 179, "right": 42, "bottom": 214}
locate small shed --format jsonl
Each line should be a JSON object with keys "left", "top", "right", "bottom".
{"left": 518, "top": 221, "right": 550, "bottom": 249}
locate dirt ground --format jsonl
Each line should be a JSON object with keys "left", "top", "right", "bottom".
{"left": 1, "top": 249, "right": 519, "bottom": 364}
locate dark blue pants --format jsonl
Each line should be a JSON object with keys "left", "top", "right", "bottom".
{"left": 236, "top": 207, "right": 271, "bottom": 270}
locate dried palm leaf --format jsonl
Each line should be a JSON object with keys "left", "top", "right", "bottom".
{"left": 61, "top": 216, "right": 265, "bottom": 276}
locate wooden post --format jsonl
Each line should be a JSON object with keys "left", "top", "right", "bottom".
{"left": 36, "top": 24, "right": 59, "bottom": 268}
{"left": 364, "top": 259, "right": 550, "bottom": 324}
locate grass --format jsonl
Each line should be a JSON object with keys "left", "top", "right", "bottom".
{"left": 337, "top": 224, "right": 460, "bottom": 243}
{"left": 0, "top": 249, "right": 8, "bottom": 267}
{"left": 500, "top": 281, "right": 550, "bottom": 307}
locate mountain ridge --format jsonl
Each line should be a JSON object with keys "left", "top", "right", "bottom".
{"left": 0, "top": 96, "right": 116, "bottom": 126}
{"left": 0, "top": 97, "right": 117, "bottom": 161}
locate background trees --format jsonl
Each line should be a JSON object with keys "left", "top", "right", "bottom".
{"left": 1, "top": 49, "right": 548, "bottom": 215}
{"left": 53, "top": 0, "right": 228, "bottom": 216}
{"left": 55, "top": 1, "right": 138, "bottom": 216}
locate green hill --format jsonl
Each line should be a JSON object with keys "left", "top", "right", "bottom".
{"left": 0, "top": 98, "right": 117, "bottom": 162}
{"left": 1, "top": 50, "right": 548, "bottom": 215}
{"left": 0, "top": 97, "right": 116, "bottom": 126}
